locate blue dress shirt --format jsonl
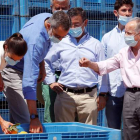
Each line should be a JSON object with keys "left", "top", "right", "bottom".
{"left": 9, "top": 13, "right": 52, "bottom": 100}
{"left": 101, "top": 25, "right": 127, "bottom": 97}
{"left": 45, "top": 33, "right": 108, "bottom": 93}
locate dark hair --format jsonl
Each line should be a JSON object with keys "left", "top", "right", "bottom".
{"left": 67, "top": 7, "right": 87, "bottom": 22}
{"left": 3, "top": 33, "right": 27, "bottom": 56}
{"left": 48, "top": 11, "right": 71, "bottom": 31}
{"left": 114, "top": 0, "right": 134, "bottom": 11}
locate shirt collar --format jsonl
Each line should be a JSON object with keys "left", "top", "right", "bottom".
{"left": 68, "top": 32, "right": 90, "bottom": 44}
{"left": 115, "top": 25, "right": 125, "bottom": 33}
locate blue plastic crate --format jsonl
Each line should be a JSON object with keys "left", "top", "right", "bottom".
{"left": 0, "top": 108, "right": 44, "bottom": 123}
{"left": 0, "top": 92, "right": 6, "bottom": 101}
{"left": 0, "top": 122, "right": 121, "bottom": 140}
{"left": 102, "top": 20, "right": 118, "bottom": 36}
{"left": 0, "top": 108, "right": 106, "bottom": 126}
{"left": 76, "top": 0, "right": 102, "bottom": 12}
{"left": 0, "top": 0, "right": 19, "bottom": 15}
{"left": 104, "top": 0, "right": 116, "bottom": 12}
{"left": 0, "top": 15, "right": 19, "bottom": 41}
{"left": 87, "top": 20, "right": 103, "bottom": 41}
{"left": 28, "top": 0, "right": 76, "bottom": 10}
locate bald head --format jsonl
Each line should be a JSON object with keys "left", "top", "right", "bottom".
{"left": 125, "top": 17, "right": 140, "bottom": 36}
{"left": 50, "top": 0, "right": 70, "bottom": 13}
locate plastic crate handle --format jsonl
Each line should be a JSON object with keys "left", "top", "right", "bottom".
{"left": 48, "top": 134, "right": 62, "bottom": 140}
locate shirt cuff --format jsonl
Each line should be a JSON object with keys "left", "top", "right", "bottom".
{"left": 97, "top": 62, "right": 107, "bottom": 76}
{"left": 98, "top": 85, "right": 109, "bottom": 93}
{"left": 44, "top": 75, "right": 56, "bottom": 85}
{"left": 23, "top": 90, "right": 36, "bottom": 100}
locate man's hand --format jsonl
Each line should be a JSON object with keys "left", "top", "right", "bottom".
{"left": 79, "top": 57, "right": 99, "bottom": 73}
{"left": 0, "top": 118, "right": 13, "bottom": 134}
{"left": 96, "top": 94, "right": 107, "bottom": 111}
{"left": 50, "top": 82, "right": 63, "bottom": 94}
{"left": 0, "top": 73, "right": 4, "bottom": 92}
{"left": 37, "top": 60, "right": 46, "bottom": 83}
{"left": 79, "top": 57, "right": 91, "bottom": 67}
{"left": 27, "top": 100, "right": 43, "bottom": 133}
{"left": 29, "top": 118, "right": 43, "bottom": 133}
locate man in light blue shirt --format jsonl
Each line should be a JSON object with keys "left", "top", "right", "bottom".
{"left": 2, "top": 11, "right": 71, "bottom": 133}
{"left": 37, "top": 0, "right": 71, "bottom": 123}
{"left": 101, "top": 0, "right": 133, "bottom": 129}
{"left": 45, "top": 8, "right": 108, "bottom": 124}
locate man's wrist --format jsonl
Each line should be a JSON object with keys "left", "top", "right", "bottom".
{"left": 98, "top": 93, "right": 108, "bottom": 97}
{"left": 30, "top": 114, "right": 39, "bottom": 120}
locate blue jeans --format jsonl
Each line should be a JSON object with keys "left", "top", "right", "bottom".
{"left": 106, "top": 94, "right": 124, "bottom": 129}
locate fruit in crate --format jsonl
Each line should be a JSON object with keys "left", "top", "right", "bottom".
{"left": 7, "top": 123, "right": 20, "bottom": 134}
{"left": 18, "top": 131, "right": 28, "bottom": 134}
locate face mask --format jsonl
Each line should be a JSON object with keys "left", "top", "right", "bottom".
{"left": 48, "top": 28, "right": 61, "bottom": 43}
{"left": 5, "top": 56, "right": 20, "bottom": 66}
{"left": 118, "top": 15, "right": 132, "bottom": 26}
{"left": 69, "top": 26, "right": 84, "bottom": 38}
{"left": 124, "top": 34, "right": 139, "bottom": 47}
{"left": 49, "top": 35, "right": 61, "bottom": 43}
{"left": 53, "top": 10, "right": 68, "bottom": 14}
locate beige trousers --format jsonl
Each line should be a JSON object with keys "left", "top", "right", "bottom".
{"left": 54, "top": 87, "right": 98, "bottom": 125}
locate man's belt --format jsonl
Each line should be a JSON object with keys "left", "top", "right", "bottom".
{"left": 127, "top": 87, "right": 140, "bottom": 92}
{"left": 63, "top": 85, "right": 97, "bottom": 94}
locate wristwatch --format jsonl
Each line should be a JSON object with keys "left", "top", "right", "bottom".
{"left": 30, "top": 114, "right": 39, "bottom": 119}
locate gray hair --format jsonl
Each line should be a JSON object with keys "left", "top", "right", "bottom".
{"left": 129, "top": 17, "right": 140, "bottom": 33}
{"left": 47, "top": 11, "right": 71, "bottom": 31}
{"left": 50, "top": 0, "right": 70, "bottom": 5}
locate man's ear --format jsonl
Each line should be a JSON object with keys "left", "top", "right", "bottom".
{"left": 84, "top": 19, "right": 88, "bottom": 27}
{"left": 46, "top": 22, "right": 51, "bottom": 30}
{"left": 113, "top": 10, "right": 118, "bottom": 17}
{"left": 4, "top": 45, "right": 8, "bottom": 51}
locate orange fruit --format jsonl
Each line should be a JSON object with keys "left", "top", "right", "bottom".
{"left": 10, "top": 130, "right": 18, "bottom": 134}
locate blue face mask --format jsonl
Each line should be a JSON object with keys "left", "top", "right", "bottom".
{"left": 118, "top": 15, "right": 132, "bottom": 26}
{"left": 124, "top": 34, "right": 139, "bottom": 47}
{"left": 69, "top": 26, "right": 83, "bottom": 38}
{"left": 53, "top": 10, "right": 68, "bottom": 14}
{"left": 5, "top": 56, "right": 20, "bottom": 66}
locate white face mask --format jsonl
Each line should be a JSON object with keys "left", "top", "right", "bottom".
{"left": 118, "top": 15, "right": 132, "bottom": 26}
{"left": 48, "top": 28, "right": 61, "bottom": 43}
{"left": 5, "top": 56, "right": 20, "bottom": 66}
{"left": 124, "top": 34, "right": 139, "bottom": 47}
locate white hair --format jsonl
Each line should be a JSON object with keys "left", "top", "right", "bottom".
{"left": 50, "top": 0, "right": 70, "bottom": 5}
{"left": 129, "top": 17, "right": 140, "bottom": 33}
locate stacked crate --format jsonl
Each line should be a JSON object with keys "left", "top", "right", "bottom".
{"left": 0, "top": 0, "right": 19, "bottom": 40}
{"left": 0, "top": 0, "right": 140, "bottom": 129}
{"left": 77, "top": 0, "right": 140, "bottom": 41}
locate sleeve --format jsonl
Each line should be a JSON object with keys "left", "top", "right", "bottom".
{"left": 101, "top": 34, "right": 107, "bottom": 58}
{"left": 22, "top": 44, "right": 42, "bottom": 100}
{"left": 96, "top": 43, "right": 109, "bottom": 93}
{"left": 44, "top": 45, "right": 60, "bottom": 85}
{"left": 97, "top": 52, "right": 121, "bottom": 76}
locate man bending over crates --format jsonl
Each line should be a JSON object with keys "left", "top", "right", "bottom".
{"left": 2, "top": 11, "right": 71, "bottom": 133}
{"left": 44, "top": 8, "right": 108, "bottom": 124}
{"left": 101, "top": 0, "right": 133, "bottom": 129}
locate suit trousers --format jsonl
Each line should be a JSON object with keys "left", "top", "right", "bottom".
{"left": 123, "top": 89, "right": 140, "bottom": 140}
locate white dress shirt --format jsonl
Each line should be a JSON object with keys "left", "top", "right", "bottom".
{"left": 101, "top": 25, "right": 128, "bottom": 97}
